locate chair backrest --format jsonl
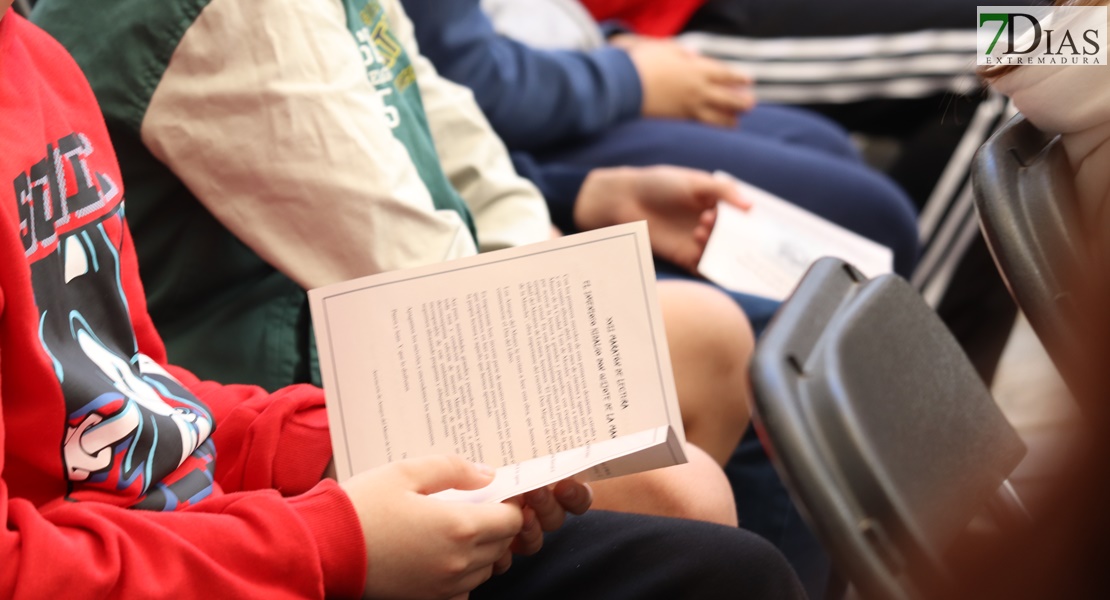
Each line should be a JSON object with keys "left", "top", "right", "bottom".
{"left": 750, "top": 258, "right": 1026, "bottom": 600}
{"left": 970, "top": 114, "right": 1096, "bottom": 408}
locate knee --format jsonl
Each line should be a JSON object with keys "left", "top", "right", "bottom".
{"left": 635, "top": 443, "right": 740, "bottom": 526}
{"left": 658, "top": 280, "right": 754, "bottom": 382}
{"left": 658, "top": 280, "right": 753, "bottom": 429}
{"left": 588, "top": 443, "right": 739, "bottom": 526}
{"left": 674, "top": 443, "right": 740, "bottom": 526}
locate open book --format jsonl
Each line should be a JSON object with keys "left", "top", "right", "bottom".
{"left": 309, "top": 222, "right": 686, "bottom": 503}
{"left": 697, "top": 172, "right": 894, "bottom": 300}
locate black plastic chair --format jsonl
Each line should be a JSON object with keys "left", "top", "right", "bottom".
{"left": 750, "top": 258, "right": 1027, "bottom": 600}
{"left": 971, "top": 114, "right": 1098, "bottom": 410}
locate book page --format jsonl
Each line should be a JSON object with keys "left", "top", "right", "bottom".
{"left": 309, "top": 222, "right": 686, "bottom": 493}
{"left": 433, "top": 425, "right": 680, "bottom": 504}
{"left": 697, "top": 173, "right": 894, "bottom": 300}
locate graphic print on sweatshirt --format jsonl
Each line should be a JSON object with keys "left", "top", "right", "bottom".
{"left": 344, "top": 0, "right": 477, "bottom": 237}
{"left": 14, "top": 131, "right": 216, "bottom": 511}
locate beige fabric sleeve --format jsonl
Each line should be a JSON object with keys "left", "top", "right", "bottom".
{"left": 383, "top": 0, "right": 553, "bottom": 252}
{"left": 141, "top": 0, "right": 481, "bottom": 291}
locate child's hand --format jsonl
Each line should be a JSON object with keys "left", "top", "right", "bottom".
{"left": 493, "top": 478, "right": 593, "bottom": 574}
{"left": 574, "top": 166, "right": 749, "bottom": 272}
{"left": 341, "top": 455, "right": 522, "bottom": 600}
{"left": 624, "top": 39, "right": 755, "bottom": 127}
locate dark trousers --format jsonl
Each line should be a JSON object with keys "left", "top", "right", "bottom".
{"left": 472, "top": 510, "right": 807, "bottom": 599}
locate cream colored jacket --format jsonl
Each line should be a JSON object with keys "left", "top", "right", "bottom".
{"left": 141, "top": 0, "right": 552, "bottom": 291}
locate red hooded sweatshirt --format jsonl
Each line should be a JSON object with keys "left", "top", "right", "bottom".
{"left": 0, "top": 10, "right": 364, "bottom": 598}
{"left": 581, "top": 0, "right": 708, "bottom": 36}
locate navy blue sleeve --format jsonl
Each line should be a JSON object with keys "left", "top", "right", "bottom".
{"left": 510, "top": 152, "right": 591, "bottom": 234}
{"left": 401, "top": 0, "right": 643, "bottom": 152}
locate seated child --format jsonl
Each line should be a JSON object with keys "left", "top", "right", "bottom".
{"left": 0, "top": 5, "right": 806, "bottom": 598}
